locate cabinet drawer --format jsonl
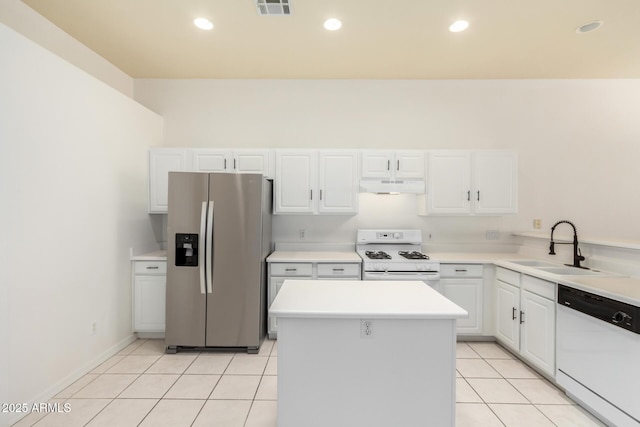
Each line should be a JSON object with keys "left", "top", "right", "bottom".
{"left": 496, "top": 267, "right": 520, "bottom": 286}
{"left": 441, "top": 264, "right": 483, "bottom": 278}
{"left": 317, "top": 263, "right": 361, "bottom": 278}
{"left": 134, "top": 261, "right": 167, "bottom": 275}
{"left": 270, "top": 263, "right": 313, "bottom": 276}
{"left": 521, "top": 274, "right": 555, "bottom": 300}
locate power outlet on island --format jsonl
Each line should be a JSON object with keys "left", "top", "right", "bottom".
{"left": 485, "top": 230, "right": 500, "bottom": 240}
{"left": 360, "top": 320, "right": 373, "bottom": 338}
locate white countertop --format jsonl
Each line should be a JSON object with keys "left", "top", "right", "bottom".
{"left": 267, "top": 251, "right": 362, "bottom": 263}
{"left": 131, "top": 250, "right": 167, "bottom": 261}
{"left": 432, "top": 252, "right": 527, "bottom": 264}
{"left": 495, "top": 260, "right": 639, "bottom": 306}
{"left": 269, "top": 280, "right": 468, "bottom": 320}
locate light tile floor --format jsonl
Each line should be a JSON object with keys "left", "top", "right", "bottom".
{"left": 12, "top": 340, "right": 606, "bottom": 427}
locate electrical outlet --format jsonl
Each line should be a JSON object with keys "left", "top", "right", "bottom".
{"left": 533, "top": 218, "right": 542, "bottom": 229}
{"left": 299, "top": 229, "right": 306, "bottom": 240}
{"left": 361, "top": 320, "right": 373, "bottom": 338}
{"left": 485, "top": 230, "right": 500, "bottom": 240}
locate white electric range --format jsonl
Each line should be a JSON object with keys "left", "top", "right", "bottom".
{"left": 356, "top": 229, "right": 441, "bottom": 292}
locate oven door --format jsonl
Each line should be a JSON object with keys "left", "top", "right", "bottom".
{"left": 363, "top": 271, "right": 441, "bottom": 293}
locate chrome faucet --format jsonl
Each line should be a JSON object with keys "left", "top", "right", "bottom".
{"left": 549, "top": 220, "right": 586, "bottom": 268}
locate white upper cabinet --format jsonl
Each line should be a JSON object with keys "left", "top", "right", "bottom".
{"left": 318, "top": 151, "right": 359, "bottom": 214}
{"left": 234, "top": 150, "right": 273, "bottom": 177}
{"left": 424, "top": 150, "right": 517, "bottom": 215}
{"left": 274, "top": 150, "right": 359, "bottom": 215}
{"left": 472, "top": 151, "right": 518, "bottom": 214}
{"left": 192, "top": 149, "right": 273, "bottom": 177}
{"left": 148, "top": 149, "right": 190, "bottom": 213}
{"left": 192, "top": 149, "right": 231, "bottom": 172}
{"left": 275, "top": 150, "right": 317, "bottom": 214}
{"left": 395, "top": 151, "right": 426, "bottom": 178}
{"left": 426, "top": 151, "right": 471, "bottom": 214}
{"left": 149, "top": 148, "right": 274, "bottom": 213}
{"left": 361, "top": 150, "right": 425, "bottom": 179}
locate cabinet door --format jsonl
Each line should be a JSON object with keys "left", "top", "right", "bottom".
{"left": 360, "top": 150, "right": 393, "bottom": 178}
{"left": 274, "top": 151, "right": 317, "bottom": 214}
{"left": 192, "top": 149, "right": 232, "bottom": 173}
{"left": 427, "top": 151, "right": 471, "bottom": 214}
{"left": 318, "top": 151, "right": 359, "bottom": 214}
{"left": 148, "top": 149, "right": 189, "bottom": 213}
{"left": 134, "top": 275, "right": 166, "bottom": 332}
{"left": 495, "top": 280, "right": 520, "bottom": 352}
{"left": 233, "top": 150, "right": 273, "bottom": 178}
{"left": 394, "top": 151, "right": 425, "bottom": 179}
{"left": 472, "top": 151, "right": 518, "bottom": 214}
{"left": 442, "top": 278, "right": 483, "bottom": 334}
{"left": 520, "top": 290, "right": 555, "bottom": 376}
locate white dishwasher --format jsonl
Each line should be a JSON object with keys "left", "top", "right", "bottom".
{"left": 556, "top": 284, "right": 640, "bottom": 427}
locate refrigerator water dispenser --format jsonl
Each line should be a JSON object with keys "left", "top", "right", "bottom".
{"left": 175, "top": 233, "right": 198, "bottom": 266}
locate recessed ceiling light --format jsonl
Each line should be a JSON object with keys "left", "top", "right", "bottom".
{"left": 576, "top": 20, "right": 602, "bottom": 34}
{"left": 324, "top": 18, "right": 342, "bottom": 31}
{"left": 449, "top": 20, "right": 469, "bottom": 33}
{"left": 194, "top": 17, "right": 214, "bottom": 30}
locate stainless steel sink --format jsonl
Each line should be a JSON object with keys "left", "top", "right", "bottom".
{"left": 536, "top": 266, "right": 604, "bottom": 276}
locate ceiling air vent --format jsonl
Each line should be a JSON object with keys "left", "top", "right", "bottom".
{"left": 256, "top": 0, "right": 291, "bottom": 16}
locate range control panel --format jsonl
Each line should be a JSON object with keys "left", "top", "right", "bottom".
{"left": 376, "top": 231, "right": 403, "bottom": 240}
{"left": 357, "top": 229, "right": 422, "bottom": 245}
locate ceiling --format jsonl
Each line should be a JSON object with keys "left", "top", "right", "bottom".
{"left": 20, "top": 0, "right": 640, "bottom": 79}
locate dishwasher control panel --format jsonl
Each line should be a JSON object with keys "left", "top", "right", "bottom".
{"left": 558, "top": 285, "right": 639, "bottom": 334}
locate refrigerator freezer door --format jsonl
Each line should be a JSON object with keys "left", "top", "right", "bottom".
{"left": 206, "top": 173, "right": 264, "bottom": 348}
{"left": 166, "top": 172, "right": 209, "bottom": 347}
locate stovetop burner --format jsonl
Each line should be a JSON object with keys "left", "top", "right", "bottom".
{"left": 398, "top": 250, "right": 430, "bottom": 260}
{"left": 365, "top": 250, "right": 391, "bottom": 260}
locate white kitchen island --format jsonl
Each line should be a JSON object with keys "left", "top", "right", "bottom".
{"left": 269, "top": 280, "right": 468, "bottom": 427}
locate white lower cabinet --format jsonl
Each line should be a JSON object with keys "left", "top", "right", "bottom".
{"left": 440, "top": 264, "right": 483, "bottom": 335}
{"left": 495, "top": 267, "right": 556, "bottom": 377}
{"left": 133, "top": 261, "right": 166, "bottom": 334}
{"left": 268, "top": 261, "right": 361, "bottom": 338}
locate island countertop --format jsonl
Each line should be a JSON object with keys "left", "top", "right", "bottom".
{"left": 269, "top": 280, "right": 468, "bottom": 320}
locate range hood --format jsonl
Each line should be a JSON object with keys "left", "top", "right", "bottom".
{"left": 359, "top": 178, "right": 426, "bottom": 194}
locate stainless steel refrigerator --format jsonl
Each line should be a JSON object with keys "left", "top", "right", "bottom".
{"left": 165, "top": 172, "right": 272, "bottom": 354}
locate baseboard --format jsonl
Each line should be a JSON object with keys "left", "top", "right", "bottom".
{"left": 7, "top": 334, "right": 137, "bottom": 426}
{"left": 136, "top": 332, "right": 165, "bottom": 339}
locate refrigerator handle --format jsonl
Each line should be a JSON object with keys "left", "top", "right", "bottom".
{"left": 206, "top": 201, "right": 214, "bottom": 294}
{"left": 199, "top": 202, "right": 207, "bottom": 294}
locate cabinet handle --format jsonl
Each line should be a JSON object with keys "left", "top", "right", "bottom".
{"left": 224, "top": 159, "right": 227, "bottom": 170}
{"left": 310, "top": 189, "right": 313, "bottom": 200}
{"left": 397, "top": 160, "right": 400, "bottom": 171}
{"left": 387, "top": 160, "right": 390, "bottom": 171}
{"left": 332, "top": 268, "right": 345, "bottom": 272}
{"left": 512, "top": 307, "right": 517, "bottom": 320}
{"left": 520, "top": 311, "right": 525, "bottom": 324}
{"left": 477, "top": 190, "right": 480, "bottom": 201}
{"left": 467, "top": 190, "right": 470, "bottom": 201}
{"left": 285, "top": 268, "right": 297, "bottom": 272}
{"left": 233, "top": 158, "right": 237, "bottom": 170}
{"left": 455, "top": 269, "right": 468, "bottom": 273}
{"left": 146, "top": 266, "right": 159, "bottom": 270}
{"left": 320, "top": 189, "right": 323, "bottom": 200}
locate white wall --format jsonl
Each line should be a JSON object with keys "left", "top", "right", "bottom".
{"left": 134, "top": 78, "right": 640, "bottom": 246}
{"left": 0, "top": 0, "right": 133, "bottom": 97}
{"left": 0, "top": 23, "right": 162, "bottom": 426}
